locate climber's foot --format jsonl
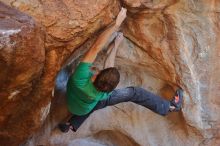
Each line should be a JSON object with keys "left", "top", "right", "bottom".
{"left": 58, "top": 123, "right": 70, "bottom": 133}
{"left": 170, "top": 88, "right": 183, "bottom": 111}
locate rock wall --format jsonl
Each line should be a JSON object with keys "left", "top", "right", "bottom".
{"left": 0, "top": 1, "right": 120, "bottom": 145}
{"left": 0, "top": 2, "right": 45, "bottom": 145}
{"left": 123, "top": 0, "right": 220, "bottom": 140}
{"left": 0, "top": 0, "right": 220, "bottom": 146}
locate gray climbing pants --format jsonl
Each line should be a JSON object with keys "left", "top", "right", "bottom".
{"left": 69, "top": 86, "right": 170, "bottom": 131}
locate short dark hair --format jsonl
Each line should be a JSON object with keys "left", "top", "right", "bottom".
{"left": 93, "top": 67, "right": 120, "bottom": 92}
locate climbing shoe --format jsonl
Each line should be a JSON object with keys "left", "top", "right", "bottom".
{"left": 58, "top": 123, "right": 70, "bottom": 133}
{"left": 170, "top": 88, "right": 183, "bottom": 111}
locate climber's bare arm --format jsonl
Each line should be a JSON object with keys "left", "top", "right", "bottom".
{"left": 104, "top": 32, "right": 124, "bottom": 68}
{"left": 82, "top": 24, "right": 119, "bottom": 63}
{"left": 82, "top": 8, "right": 127, "bottom": 63}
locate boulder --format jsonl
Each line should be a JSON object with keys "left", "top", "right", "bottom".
{"left": 0, "top": 0, "right": 220, "bottom": 146}
{"left": 0, "top": 0, "right": 120, "bottom": 145}
{"left": 0, "top": 2, "right": 45, "bottom": 145}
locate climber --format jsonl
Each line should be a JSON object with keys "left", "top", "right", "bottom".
{"left": 58, "top": 7, "right": 183, "bottom": 133}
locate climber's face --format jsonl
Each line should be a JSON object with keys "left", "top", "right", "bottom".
{"left": 91, "top": 67, "right": 100, "bottom": 82}
{"left": 91, "top": 72, "right": 99, "bottom": 82}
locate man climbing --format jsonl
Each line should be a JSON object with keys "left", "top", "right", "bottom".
{"left": 59, "top": 7, "right": 183, "bottom": 132}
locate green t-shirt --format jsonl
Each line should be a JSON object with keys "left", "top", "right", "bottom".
{"left": 66, "top": 62, "right": 110, "bottom": 115}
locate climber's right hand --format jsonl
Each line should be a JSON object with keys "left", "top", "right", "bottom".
{"left": 115, "top": 32, "right": 124, "bottom": 47}
{"left": 115, "top": 7, "right": 127, "bottom": 27}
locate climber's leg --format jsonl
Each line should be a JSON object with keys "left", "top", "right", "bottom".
{"left": 60, "top": 87, "right": 183, "bottom": 132}
{"left": 62, "top": 99, "right": 112, "bottom": 132}
{"left": 92, "top": 87, "right": 183, "bottom": 115}
{"left": 101, "top": 87, "right": 171, "bottom": 115}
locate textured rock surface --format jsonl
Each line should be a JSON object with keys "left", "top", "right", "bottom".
{"left": 122, "top": 0, "right": 220, "bottom": 141}
{"left": 0, "top": 2, "right": 45, "bottom": 145}
{"left": 0, "top": 0, "right": 120, "bottom": 145}
{"left": 0, "top": 0, "right": 220, "bottom": 146}
{"left": 121, "top": 0, "right": 220, "bottom": 143}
